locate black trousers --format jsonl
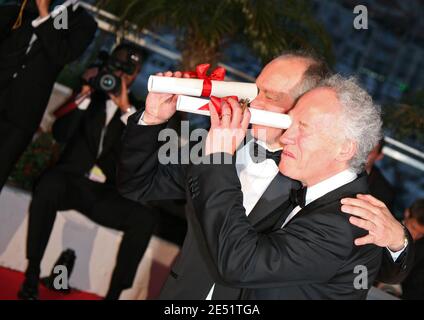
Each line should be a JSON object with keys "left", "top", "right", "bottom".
{"left": 0, "top": 84, "right": 44, "bottom": 193}
{"left": 0, "top": 113, "right": 34, "bottom": 192}
{"left": 26, "top": 168, "right": 157, "bottom": 291}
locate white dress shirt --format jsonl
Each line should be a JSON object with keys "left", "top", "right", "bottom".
{"left": 235, "top": 139, "right": 281, "bottom": 215}
{"left": 76, "top": 96, "right": 135, "bottom": 183}
{"left": 77, "top": 96, "right": 136, "bottom": 126}
{"left": 281, "top": 169, "right": 358, "bottom": 228}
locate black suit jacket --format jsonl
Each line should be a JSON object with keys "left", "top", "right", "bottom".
{"left": 117, "top": 109, "right": 413, "bottom": 299}
{"left": 188, "top": 161, "right": 383, "bottom": 299}
{"left": 368, "top": 166, "right": 396, "bottom": 211}
{"left": 0, "top": 4, "right": 97, "bottom": 134}
{"left": 368, "top": 165, "right": 414, "bottom": 284}
{"left": 402, "top": 238, "right": 424, "bottom": 299}
{"left": 53, "top": 91, "right": 142, "bottom": 185}
{"left": 0, "top": 4, "right": 18, "bottom": 43}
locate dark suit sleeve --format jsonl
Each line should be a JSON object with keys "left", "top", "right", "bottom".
{"left": 117, "top": 110, "right": 187, "bottom": 202}
{"left": 187, "top": 158, "right": 357, "bottom": 287}
{"left": 128, "top": 94, "right": 145, "bottom": 111}
{"left": 401, "top": 239, "right": 424, "bottom": 299}
{"left": 377, "top": 232, "right": 414, "bottom": 284}
{"left": 52, "top": 104, "right": 85, "bottom": 143}
{"left": 0, "top": 5, "right": 17, "bottom": 40}
{"left": 32, "top": 7, "right": 97, "bottom": 66}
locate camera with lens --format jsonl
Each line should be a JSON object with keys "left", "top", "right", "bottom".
{"left": 87, "top": 50, "right": 139, "bottom": 95}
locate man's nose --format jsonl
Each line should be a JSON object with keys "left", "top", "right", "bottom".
{"left": 279, "top": 128, "right": 296, "bottom": 145}
{"left": 249, "top": 97, "right": 265, "bottom": 110}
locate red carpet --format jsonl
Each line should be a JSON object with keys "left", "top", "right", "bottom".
{"left": 146, "top": 260, "right": 173, "bottom": 299}
{"left": 0, "top": 267, "right": 102, "bottom": 300}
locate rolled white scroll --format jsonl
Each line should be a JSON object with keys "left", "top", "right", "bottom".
{"left": 176, "top": 95, "right": 292, "bottom": 129}
{"left": 148, "top": 75, "right": 258, "bottom": 100}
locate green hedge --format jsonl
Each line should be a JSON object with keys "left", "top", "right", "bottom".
{"left": 8, "top": 132, "right": 60, "bottom": 191}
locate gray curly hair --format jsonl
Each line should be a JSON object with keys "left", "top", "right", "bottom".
{"left": 318, "top": 75, "right": 382, "bottom": 173}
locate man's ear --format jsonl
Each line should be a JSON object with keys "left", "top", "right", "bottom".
{"left": 336, "top": 139, "right": 357, "bottom": 162}
{"left": 404, "top": 208, "right": 411, "bottom": 219}
{"left": 375, "top": 152, "right": 384, "bottom": 162}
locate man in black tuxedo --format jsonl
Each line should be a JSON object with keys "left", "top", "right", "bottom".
{"left": 118, "top": 54, "right": 328, "bottom": 299}
{"left": 187, "top": 75, "right": 385, "bottom": 299}
{"left": 18, "top": 43, "right": 157, "bottom": 300}
{"left": 118, "top": 54, "right": 412, "bottom": 299}
{"left": 0, "top": 0, "right": 97, "bottom": 192}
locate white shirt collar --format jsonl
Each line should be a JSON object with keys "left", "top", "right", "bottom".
{"left": 105, "top": 99, "right": 119, "bottom": 125}
{"left": 236, "top": 137, "right": 279, "bottom": 177}
{"left": 305, "top": 169, "right": 358, "bottom": 206}
{"left": 255, "top": 138, "right": 283, "bottom": 153}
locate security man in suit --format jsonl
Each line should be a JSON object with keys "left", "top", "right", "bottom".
{"left": 0, "top": 0, "right": 97, "bottom": 192}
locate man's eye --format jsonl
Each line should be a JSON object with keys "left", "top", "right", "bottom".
{"left": 299, "top": 124, "right": 309, "bottom": 132}
{"left": 266, "top": 95, "right": 277, "bottom": 101}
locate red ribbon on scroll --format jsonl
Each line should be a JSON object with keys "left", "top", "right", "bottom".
{"left": 182, "top": 63, "right": 226, "bottom": 97}
{"left": 198, "top": 95, "right": 239, "bottom": 116}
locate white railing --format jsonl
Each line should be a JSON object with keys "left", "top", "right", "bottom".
{"left": 383, "top": 137, "right": 424, "bottom": 172}
{"left": 384, "top": 136, "right": 424, "bottom": 161}
{"left": 80, "top": 1, "right": 424, "bottom": 172}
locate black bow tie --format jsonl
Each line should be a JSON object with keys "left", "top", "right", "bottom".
{"left": 249, "top": 141, "right": 282, "bottom": 166}
{"left": 289, "top": 187, "right": 307, "bottom": 208}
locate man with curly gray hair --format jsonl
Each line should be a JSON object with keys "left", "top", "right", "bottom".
{"left": 279, "top": 75, "right": 382, "bottom": 181}
{"left": 318, "top": 75, "right": 383, "bottom": 173}
{"left": 187, "top": 74, "right": 386, "bottom": 299}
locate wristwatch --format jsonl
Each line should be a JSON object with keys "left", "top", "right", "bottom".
{"left": 389, "top": 224, "right": 409, "bottom": 253}
{"left": 393, "top": 223, "right": 410, "bottom": 252}
{"left": 400, "top": 224, "right": 410, "bottom": 250}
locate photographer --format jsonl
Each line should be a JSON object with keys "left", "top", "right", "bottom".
{"left": 0, "top": 0, "right": 97, "bottom": 193}
{"left": 18, "top": 43, "right": 157, "bottom": 300}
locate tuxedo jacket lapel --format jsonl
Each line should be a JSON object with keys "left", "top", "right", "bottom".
{"left": 101, "top": 110, "right": 123, "bottom": 155}
{"left": 213, "top": 174, "right": 295, "bottom": 300}
{"left": 239, "top": 131, "right": 299, "bottom": 228}
{"left": 84, "top": 95, "right": 106, "bottom": 157}
{"left": 281, "top": 173, "right": 369, "bottom": 228}
{"left": 101, "top": 94, "right": 142, "bottom": 156}
{"left": 247, "top": 173, "right": 296, "bottom": 227}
